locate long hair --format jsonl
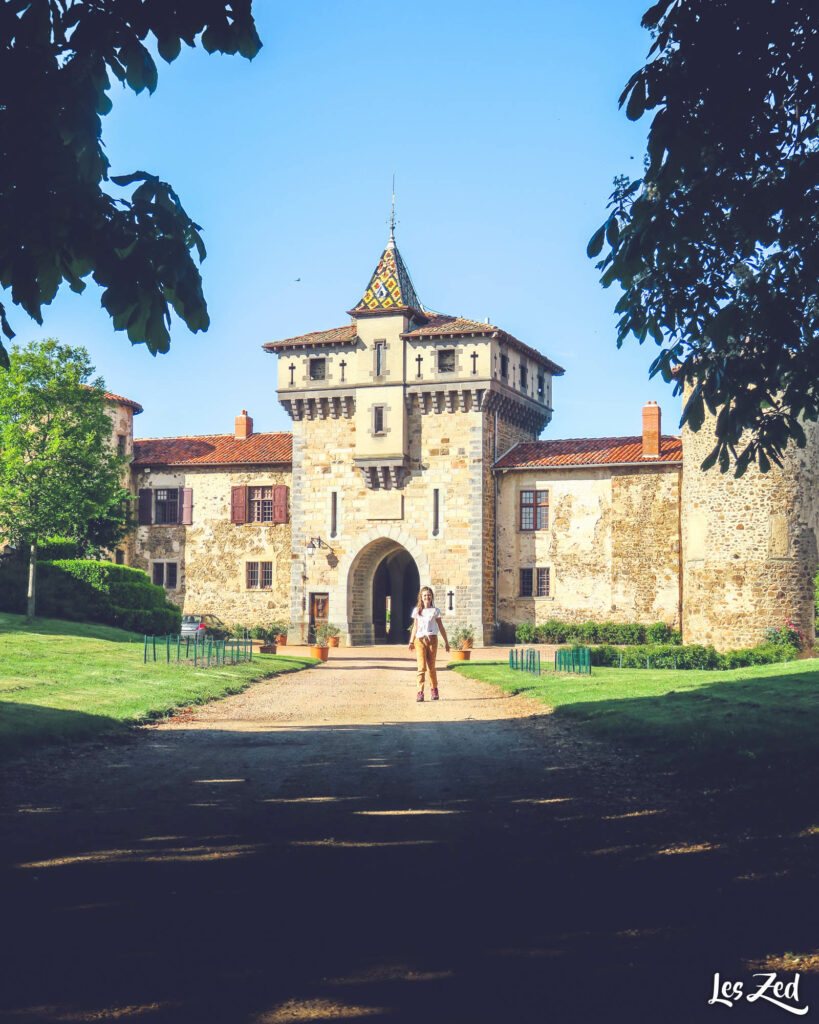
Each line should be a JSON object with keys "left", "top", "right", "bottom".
{"left": 416, "top": 586, "right": 434, "bottom": 616}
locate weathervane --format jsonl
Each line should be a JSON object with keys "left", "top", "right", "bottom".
{"left": 389, "top": 172, "right": 397, "bottom": 245}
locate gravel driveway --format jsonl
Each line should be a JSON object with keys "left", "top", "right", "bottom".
{"left": 1, "top": 647, "right": 815, "bottom": 1023}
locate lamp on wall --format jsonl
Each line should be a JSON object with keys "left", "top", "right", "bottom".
{"left": 305, "top": 536, "right": 333, "bottom": 556}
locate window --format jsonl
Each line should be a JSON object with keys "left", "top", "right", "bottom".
{"left": 500, "top": 354, "right": 509, "bottom": 380}
{"left": 309, "top": 358, "right": 326, "bottom": 381}
{"left": 117, "top": 434, "right": 126, "bottom": 454}
{"left": 155, "top": 488, "right": 179, "bottom": 524}
{"left": 519, "top": 363, "right": 528, "bottom": 389}
{"left": 520, "top": 489, "right": 548, "bottom": 531}
{"left": 375, "top": 341, "right": 385, "bottom": 376}
{"left": 115, "top": 550, "right": 125, "bottom": 565}
{"left": 249, "top": 485, "right": 274, "bottom": 523}
{"left": 537, "top": 373, "right": 545, "bottom": 399}
{"left": 438, "top": 349, "right": 456, "bottom": 373}
{"left": 520, "top": 568, "right": 550, "bottom": 597}
{"left": 330, "top": 491, "right": 338, "bottom": 538}
{"left": 153, "top": 562, "right": 178, "bottom": 589}
{"left": 373, "top": 406, "right": 385, "bottom": 434}
{"left": 246, "top": 561, "right": 273, "bottom": 589}
{"left": 432, "top": 488, "right": 440, "bottom": 536}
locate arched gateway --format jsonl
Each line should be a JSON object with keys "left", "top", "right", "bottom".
{"left": 339, "top": 531, "right": 429, "bottom": 646}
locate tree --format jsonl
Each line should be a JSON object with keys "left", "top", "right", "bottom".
{"left": 588, "top": 0, "right": 819, "bottom": 475}
{"left": 0, "top": 1, "right": 262, "bottom": 370}
{"left": 0, "top": 339, "right": 132, "bottom": 617}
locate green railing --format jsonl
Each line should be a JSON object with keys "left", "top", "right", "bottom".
{"left": 509, "top": 647, "right": 541, "bottom": 676}
{"left": 143, "top": 634, "right": 253, "bottom": 666}
{"left": 555, "top": 647, "right": 591, "bottom": 674}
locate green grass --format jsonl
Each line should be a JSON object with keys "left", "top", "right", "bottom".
{"left": 452, "top": 658, "right": 819, "bottom": 776}
{"left": 0, "top": 613, "right": 318, "bottom": 757}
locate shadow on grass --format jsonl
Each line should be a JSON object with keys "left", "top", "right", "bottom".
{"left": 1, "top": 714, "right": 816, "bottom": 1024}
{"left": 0, "top": 701, "right": 132, "bottom": 757}
{"left": 0, "top": 613, "right": 141, "bottom": 644}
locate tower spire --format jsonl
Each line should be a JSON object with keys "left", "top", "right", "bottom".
{"left": 388, "top": 173, "right": 396, "bottom": 249}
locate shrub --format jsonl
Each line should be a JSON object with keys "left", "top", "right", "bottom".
{"left": 451, "top": 624, "right": 476, "bottom": 650}
{"left": 764, "top": 620, "right": 806, "bottom": 651}
{"left": 645, "top": 621, "right": 677, "bottom": 645}
{"left": 323, "top": 623, "right": 341, "bottom": 638}
{"left": 314, "top": 624, "right": 333, "bottom": 646}
{"left": 38, "top": 536, "right": 84, "bottom": 561}
{"left": 269, "top": 619, "right": 289, "bottom": 638}
{"left": 515, "top": 621, "right": 536, "bottom": 643}
{"left": 250, "top": 625, "right": 268, "bottom": 641}
{"left": 588, "top": 639, "right": 799, "bottom": 671}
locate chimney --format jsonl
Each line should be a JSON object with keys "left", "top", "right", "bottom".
{"left": 235, "top": 410, "right": 253, "bottom": 440}
{"left": 642, "top": 401, "right": 661, "bottom": 458}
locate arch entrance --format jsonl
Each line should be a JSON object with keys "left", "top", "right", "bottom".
{"left": 346, "top": 537, "right": 421, "bottom": 645}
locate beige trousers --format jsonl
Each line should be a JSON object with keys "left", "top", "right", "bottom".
{"left": 414, "top": 635, "right": 439, "bottom": 691}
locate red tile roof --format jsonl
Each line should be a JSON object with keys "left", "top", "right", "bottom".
{"left": 495, "top": 435, "right": 682, "bottom": 469}
{"left": 87, "top": 388, "right": 143, "bottom": 413}
{"left": 132, "top": 432, "right": 292, "bottom": 467}
{"left": 263, "top": 324, "right": 358, "bottom": 352}
{"left": 402, "top": 315, "right": 565, "bottom": 375}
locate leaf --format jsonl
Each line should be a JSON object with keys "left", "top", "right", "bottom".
{"left": 605, "top": 216, "right": 620, "bottom": 247}
{"left": 625, "top": 78, "right": 646, "bottom": 121}
{"left": 157, "top": 34, "right": 182, "bottom": 64}
{"left": 586, "top": 225, "right": 606, "bottom": 258}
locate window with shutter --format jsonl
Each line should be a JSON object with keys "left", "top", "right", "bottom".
{"left": 231, "top": 485, "right": 247, "bottom": 524}
{"left": 273, "top": 485, "right": 288, "bottom": 524}
{"left": 181, "top": 487, "right": 193, "bottom": 525}
{"left": 155, "top": 488, "right": 179, "bottom": 524}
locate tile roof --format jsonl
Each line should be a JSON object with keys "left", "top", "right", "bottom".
{"left": 351, "top": 235, "right": 422, "bottom": 314}
{"left": 132, "top": 432, "right": 292, "bottom": 467}
{"left": 495, "top": 435, "right": 682, "bottom": 469}
{"left": 403, "top": 315, "right": 565, "bottom": 375}
{"left": 263, "top": 324, "right": 358, "bottom": 352}
{"left": 88, "top": 387, "right": 143, "bottom": 413}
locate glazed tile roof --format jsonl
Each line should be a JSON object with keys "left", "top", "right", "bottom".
{"left": 263, "top": 324, "right": 358, "bottom": 352}
{"left": 351, "top": 235, "right": 421, "bottom": 314}
{"left": 132, "top": 432, "right": 292, "bottom": 467}
{"left": 495, "top": 435, "right": 682, "bottom": 469}
{"left": 403, "top": 315, "right": 565, "bottom": 375}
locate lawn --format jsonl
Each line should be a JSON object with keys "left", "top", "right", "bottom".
{"left": 451, "top": 657, "right": 819, "bottom": 777}
{"left": 0, "top": 613, "right": 318, "bottom": 758}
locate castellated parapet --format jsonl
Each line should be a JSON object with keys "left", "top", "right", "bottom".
{"left": 681, "top": 408, "right": 819, "bottom": 650}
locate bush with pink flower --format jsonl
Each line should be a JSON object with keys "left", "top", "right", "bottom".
{"left": 764, "top": 620, "right": 806, "bottom": 652}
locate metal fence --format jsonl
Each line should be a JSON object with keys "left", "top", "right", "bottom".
{"left": 509, "top": 647, "right": 541, "bottom": 676}
{"left": 555, "top": 647, "right": 591, "bottom": 674}
{"left": 143, "top": 634, "right": 253, "bottom": 666}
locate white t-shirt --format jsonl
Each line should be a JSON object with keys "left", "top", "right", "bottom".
{"left": 411, "top": 606, "right": 442, "bottom": 638}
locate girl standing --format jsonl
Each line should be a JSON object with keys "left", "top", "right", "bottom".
{"left": 408, "top": 585, "right": 449, "bottom": 702}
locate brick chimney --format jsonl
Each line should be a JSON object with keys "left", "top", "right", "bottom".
{"left": 642, "top": 401, "right": 661, "bottom": 458}
{"left": 235, "top": 410, "right": 253, "bottom": 440}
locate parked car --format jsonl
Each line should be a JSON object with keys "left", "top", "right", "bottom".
{"left": 181, "top": 614, "right": 229, "bottom": 640}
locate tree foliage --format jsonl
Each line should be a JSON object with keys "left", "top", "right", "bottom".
{"left": 589, "top": 0, "right": 819, "bottom": 474}
{"left": 0, "top": 1, "right": 261, "bottom": 369}
{"left": 0, "top": 339, "right": 132, "bottom": 615}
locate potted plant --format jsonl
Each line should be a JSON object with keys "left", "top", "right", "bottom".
{"left": 251, "top": 624, "right": 276, "bottom": 654}
{"left": 450, "top": 624, "right": 476, "bottom": 661}
{"left": 324, "top": 623, "right": 341, "bottom": 647}
{"left": 269, "top": 620, "right": 289, "bottom": 647}
{"left": 310, "top": 623, "right": 331, "bottom": 662}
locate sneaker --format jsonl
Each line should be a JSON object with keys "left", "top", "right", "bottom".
{"left": 430, "top": 688, "right": 440, "bottom": 701}
{"left": 416, "top": 691, "right": 425, "bottom": 702}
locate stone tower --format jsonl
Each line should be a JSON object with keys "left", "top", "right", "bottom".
{"left": 264, "top": 229, "right": 563, "bottom": 645}
{"left": 681, "top": 403, "right": 819, "bottom": 650}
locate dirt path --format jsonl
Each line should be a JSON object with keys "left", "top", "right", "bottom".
{"left": 1, "top": 648, "right": 815, "bottom": 1023}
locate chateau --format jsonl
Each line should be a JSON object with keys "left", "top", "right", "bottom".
{"left": 111, "top": 230, "right": 818, "bottom": 650}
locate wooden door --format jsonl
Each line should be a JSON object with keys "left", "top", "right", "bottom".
{"left": 309, "top": 592, "right": 329, "bottom": 642}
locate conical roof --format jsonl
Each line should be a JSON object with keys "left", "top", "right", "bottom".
{"left": 351, "top": 231, "right": 422, "bottom": 314}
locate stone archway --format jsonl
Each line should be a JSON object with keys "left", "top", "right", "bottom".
{"left": 339, "top": 530, "right": 430, "bottom": 646}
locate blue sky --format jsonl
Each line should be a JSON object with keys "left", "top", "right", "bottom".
{"left": 30, "top": 0, "right": 681, "bottom": 442}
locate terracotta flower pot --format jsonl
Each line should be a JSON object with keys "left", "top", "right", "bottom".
{"left": 310, "top": 645, "right": 329, "bottom": 662}
{"left": 452, "top": 649, "right": 471, "bottom": 661}
{"left": 259, "top": 644, "right": 277, "bottom": 655}
{"left": 328, "top": 635, "right": 340, "bottom": 647}
{"left": 464, "top": 638, "right": 474, "bottom": 649}
{"left": 274, "top": 635, "right": 287, "bottom": 646}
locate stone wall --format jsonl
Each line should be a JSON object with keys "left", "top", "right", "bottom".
{"left": 131, "top": 466, "right": 291, "bottom": 626}
{"left": 496, "top": 465, "right": 681, "bottom": 633}
{"left": 681, "top": 414, "right": 819, "bottom": 650}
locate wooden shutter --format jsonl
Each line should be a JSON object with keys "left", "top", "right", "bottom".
{"left": 273, "top": 485, "right": 288, "bottom": 524}
{"left": 231, "top": 486, "right": 247, "bottom": 524}
{"left": 181, "top": 488, "right": 193, "bottom": 525}
{"left": 138, "top": 489, "right": 152, "bottom": 525}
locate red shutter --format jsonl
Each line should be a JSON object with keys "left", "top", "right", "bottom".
{"left": 273, "top": 485, "right": 288, "bottom": 524}
{"left": 138, "top": 489, "right": 152, "bottom": 525}
{"left": 181, "top": 488, "right": 193, "bottom": 525}
{"left": 231, "top": 485, "right": 247, "bottom": 524}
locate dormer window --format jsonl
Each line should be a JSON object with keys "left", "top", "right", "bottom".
{"left": 309, "top": 358, "right": 326, "bottom": 381}
{"left": 438, "top": 349, "right": 456, "bottom": 373}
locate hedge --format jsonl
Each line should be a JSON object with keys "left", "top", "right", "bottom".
{"left": 515, "top": 619, "right": 681, "bottom": 646}
{"left": 0, "top": 558, "right": 181, "bottom": 634}
{"left": 587, "top": 641, "right": 798, "bottom": 671}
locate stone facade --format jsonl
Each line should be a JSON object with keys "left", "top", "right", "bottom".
{"left": 681, "top": 410, "right": 819, "bottom": 651}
